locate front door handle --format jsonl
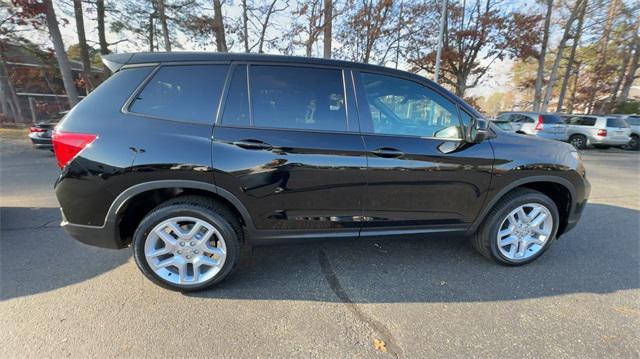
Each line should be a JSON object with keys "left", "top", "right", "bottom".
{"left": 233, "top": 139, "right": 272, "bottom": 150}
{"left": 372, "top": 147, "right": 404, "bottom": 158}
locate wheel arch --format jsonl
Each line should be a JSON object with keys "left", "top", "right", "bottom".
{"left": 107, "top": 180, "right": 255, "bottom": 246}
{"left": 470, "top": 176, "right": 576, "bottom": 236}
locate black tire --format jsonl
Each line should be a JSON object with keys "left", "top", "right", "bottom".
{"left": 569, "top": 134, "right": 587, "bottom": 150}
{"left": 132, "top": 195, "right": 242, "bottom": 292}
{"left": 628, "top": 135, "right": 639, "bottom": 151}
{"left": 472, "top": 188, "right": 560, "bottom": 266}
{"left": 593, "top": 144, "right": 610, "bottom": 149}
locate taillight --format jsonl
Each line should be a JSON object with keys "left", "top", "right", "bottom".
{"left": 535, "top": 115, "right": 544, "bottom": 131}
{"left": 29, "top": 126, "right": 45, "bottom": 133}
{"left": 596, "top": 129, "right": 607, "bottom": 137}
{"left": 52, "top": 131, "right": 97, "bottom": 168}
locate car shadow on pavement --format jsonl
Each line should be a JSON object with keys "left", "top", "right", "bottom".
{"left": 1, "top": 204, "right": 638, "bottom": 303}
{"left": 0, "top": 207, "right": 130, "bottom": 301}
{"left": 191, "top": 203, "right": 640, "bottom": 303}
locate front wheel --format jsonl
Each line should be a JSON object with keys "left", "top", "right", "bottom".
{"left": 132, "top": 196, "right": 242, "bottom": 292}
{"left": 472, "top": 189, "right": 559, "bottom": 265}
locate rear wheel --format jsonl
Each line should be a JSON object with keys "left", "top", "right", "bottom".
{"left": 472, "top": 189, "right": 559, "bottom": 265}
{"left": 628, "top": 135, "right": 639, "bottom": 151}
{"left": 569, "top": 134, "right": 587, "bottom": 150}
{"left": 132, "top": 196, "right": 242, "bottom": 292}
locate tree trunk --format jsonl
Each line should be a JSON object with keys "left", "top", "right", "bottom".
{"left": 533, "top": 0, "right": 553, "bottom": 112}
{"left": 541, "top": 0, "right": 583, "bottom": 111}
{"left": 258, "top": 0, "right": 278, "bottom": 54}
{"left": 96, "top": 0, "right": 109, "bottom": 55}
{"left": 44, "top": 0, "right": 79, "bottom": 107}
{"left": 587, "top": 0, "right": 619, "bottom": 111}
{"left": 567, "top": 61, "right": 581, "bottom": 113}
{"left": 73, "top": 0, "right": 93, "bottom": 92}
{"left": 156, "top": 0, "right": 171, "bottom": 52}
{"left": 242, "top": 0, "right": 249, "bottom": 52}
{"left": 213, "top": 0, "right": 228, "bottom": 52}
{"left": 619, "top": 23, "right": 639, "bottom": 102}
{"left": 607, "top": 42, "right": 632, "bottom": 108}
{"left": 148, "top": 14, "right": 155, "bottom": 52}
{"left": 323, "top": 0, "right": 332, "bottom": 58}
{"left": 556, "top": 0, "right": 586, "bottom": 112}
{"left": 0, "top": 46, "right": 22, "bottom": 122}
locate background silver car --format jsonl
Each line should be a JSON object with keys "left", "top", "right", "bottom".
{"left": 496, "top": 112, "right": 568, "bottom": 141}
{"left": 563, "top": 115, "right": 631, "bottom": 150}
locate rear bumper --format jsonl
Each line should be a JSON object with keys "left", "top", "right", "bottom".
{"left": 589, "top": 136, "right": 630, "bottom": 146}
{"left": 60, "top": 210, "right": 123, "bottom": 249}
{"left": 29, "top": 134, "right": 52, "bottom": 147}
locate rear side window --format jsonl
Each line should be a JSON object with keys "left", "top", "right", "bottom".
{"left": 626, "top": 117, "right": 640, "bottom": 126}
{"left": 542, "top": 114, "right": 563, "bottom": 124}
{"left": 249, "top": 65, "right": 346, "bottom": 131}
{"left": 607, "top": 118, "right": 629, "bottom": 128}
{"left": 568, "top": 116, "right": 596, "bottom": 126}
{"left": 130, "top": 65, "right": 229, "bottom": 124}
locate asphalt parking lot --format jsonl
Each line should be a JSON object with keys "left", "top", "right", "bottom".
{"left": 1, "top": 137, "right": 639, "bottom": 358}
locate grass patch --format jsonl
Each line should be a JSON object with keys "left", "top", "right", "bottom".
{"left": 0, "top": 128, "right": 29, "bottom": 140}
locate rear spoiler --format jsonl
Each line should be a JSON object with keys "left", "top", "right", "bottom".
{"left": 102, "top": 53, "right": 134, "bottom": 72}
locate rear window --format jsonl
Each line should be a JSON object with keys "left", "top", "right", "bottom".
{"left": 625, "top": 117, "right": 640, "bottom": 126}
{"left": 607, "top": 118, "right": 629, "bottom": 128}
{"left": 542, "top": 114, "right": 564, "bottom": 124}
{"left": 249, "top": 65, "right": 346, "bottom": 131}
{"left": 130, "top": 65, "right": 229, "bottom": 124}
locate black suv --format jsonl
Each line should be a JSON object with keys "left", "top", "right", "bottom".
{"left": 53, "top": 53, "right": 590, "bottom": 291}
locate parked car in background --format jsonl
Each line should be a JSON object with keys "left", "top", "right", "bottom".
{"left": 488, "top": 118, "right": 516, "bottom": 132}
{"left": 563, "top": 115, "right": 631, "bottom": 150}
{"left": 28, "top": 111, "right": 66, "bottom": 149}
{"left": 496, "top": 112, "right": 568, "bottom": 141}
{"left": 620, "top": 115, "right": 639, "bottom": 151}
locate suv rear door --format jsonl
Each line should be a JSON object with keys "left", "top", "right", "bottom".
{"left": 353, "top": 70, "right": 493, "bottom": 235}
{"left": 212, "top": 64, "right": 366, "bottom": 236}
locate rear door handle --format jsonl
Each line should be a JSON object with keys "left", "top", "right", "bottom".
{"left": 372, "top": 147, "right": 404, "bottom": 158}
{"left": 233, "top": 139, "right": 272, "bottom": 150}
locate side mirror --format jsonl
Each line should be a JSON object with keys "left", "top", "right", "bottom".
{"left": 466, "top": 117, "right": 491, "bottom": 143}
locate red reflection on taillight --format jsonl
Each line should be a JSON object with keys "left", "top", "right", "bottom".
{"left": 51, "top": 131, "right": 97, "bottom": 168}
{"left": 535, "top": 115, "right": 544, "bottom": 131}
{"left": 597, "top": 129, "right": 607, "bottom": 137}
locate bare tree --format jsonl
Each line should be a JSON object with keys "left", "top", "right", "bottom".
{"left": 541, "top": 0, "right": 585, "bottom": 111}
{"left": 44, "top": 0, "right": 79, "bottom": 106}
{"left": 73, "top": 0, "right": 93, "bottom": 91}
{"left": 213, "top": 0, "right": 228, "bottom": 52}
{"left": 533, "top": 0, "right": 553, "bottom": 112}
{"left": 242, "top": 0, "right": 250, "bottom": 52}
{"left": 619, "top": 26, "right": 639, "bottom": 102}
{"left": 556, "top": 0, "right": 587, "bottom": 112}
{"left": 96, "top": 0, "right": 110, "bottom": 55}
{"left": 156, "top": 0, "right": 172, "bottom": 51}
{"left": 323, "top": 0, "right": 332, "bottom": 58}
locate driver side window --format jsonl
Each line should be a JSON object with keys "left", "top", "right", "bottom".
{"left": 360, "top": 72, "right": 462, "bottom": 139}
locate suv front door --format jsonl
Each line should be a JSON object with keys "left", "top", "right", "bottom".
{"left": 354, "top": 71, "right": 494, "bottom": 236}
{"left": 212, "top": 64, "right": 367, "bottom": 237}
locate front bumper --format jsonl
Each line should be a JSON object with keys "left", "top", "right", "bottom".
{"left": 29, "top": 133, "right": 52, "bottom": 147}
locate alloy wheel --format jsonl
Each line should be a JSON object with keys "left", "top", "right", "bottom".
{"left": 496, "top": 203, "right": 553, "bottom": 260}
{"left": 144, "top": 216, "right": 227, "bottom": 285}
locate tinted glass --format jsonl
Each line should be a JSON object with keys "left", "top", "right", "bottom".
{"left": 580, "top": 117, "right": 596, "bottom": 126}
{"left": 607, "top": 118, "right": 629, "bottom": 128}
{"left": 221, "top": 66, "right": 250, "bottom": 126}
{"left": 542, "top": 114, "right": 564, "bottom": 124}
{"left": 131, "top": 65, "right": 228, "bottom": 124}
{"left": 250, "top": 65, "right": 346, "bottom": 131}
{"left": 360, "top": 72, "right": 461, "bottom": 139}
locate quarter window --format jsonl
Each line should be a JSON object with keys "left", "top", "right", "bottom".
{"left": 360, "top": 72, "right": 462, "bottom": 139}
{"left": 249, "top": 65, "right": 346, "bottom": 131}
{"left": 130, "top": 65, "right": 228, "bottom": 124}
